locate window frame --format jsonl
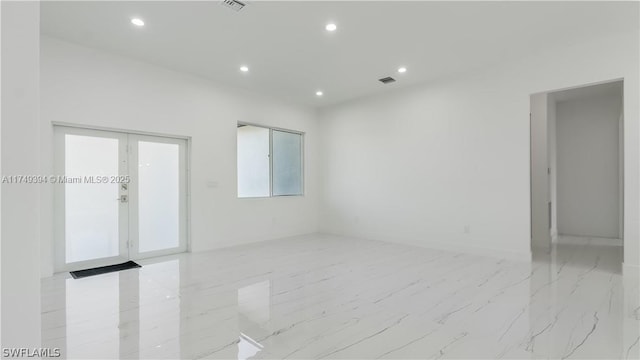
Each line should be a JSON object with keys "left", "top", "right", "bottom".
{"left": 237, "top": 122, "right": 305, "bottom": 198}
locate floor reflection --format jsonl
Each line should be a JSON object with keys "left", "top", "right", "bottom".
{"left": 238, "top": 280, "right": 270, "bottom": 324}
{"left": 40, "top": 235, "right": 639, "bottom": 359}
{"left": 237, "top": 333, "right": 263, "bottom": 360}
{"left": 236, "top": 280, "right": 269, "bottom": 359}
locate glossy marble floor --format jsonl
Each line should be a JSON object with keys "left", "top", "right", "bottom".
{"left": 41, "top": 234, "right": 639, "bottom": 359}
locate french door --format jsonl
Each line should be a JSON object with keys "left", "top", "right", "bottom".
{"left": 54, "top": 126, "right": 188, "bottom": 272}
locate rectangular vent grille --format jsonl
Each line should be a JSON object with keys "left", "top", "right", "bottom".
{"left": 379, "top": 77, "right": 396, "bottom": 84}
{"left": 221, "top": 0, "right": 246, "bottom": 12}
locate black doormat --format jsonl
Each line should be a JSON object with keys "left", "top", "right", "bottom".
{"left": 70, "top": 261, "right": 141, "bottom": 279}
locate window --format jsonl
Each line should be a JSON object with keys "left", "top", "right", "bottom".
{"left": 237, "top": 124, "right": 304, "bottom": 197}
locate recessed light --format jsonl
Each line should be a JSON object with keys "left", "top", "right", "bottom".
{"left": 240, "top": 65, "right": 249, "bottom": 72}
{"left": 131, "top": 18, "right": 145, "bottom": 27}
{"left": 316, "top": 91, "right": 324, "bottom": 96}
{"left": 398, "top": 67, "right": 407, "bottom": 73}
{"left": 325, "top": 23, "right": 337, "bottom": 32}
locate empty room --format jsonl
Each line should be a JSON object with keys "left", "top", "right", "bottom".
{"left": 1, "top": 1, "right": 639, "bottom": 359}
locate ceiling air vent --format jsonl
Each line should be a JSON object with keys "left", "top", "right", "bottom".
{"left": 379, "top": 77, "right": 396, "bottom": 84}
{"left": 221, "top": 0, "right": 246, "bottom": 12}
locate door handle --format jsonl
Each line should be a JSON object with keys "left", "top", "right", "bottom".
{"left": 117, "top": 195, "right": 128, "bottom": 203}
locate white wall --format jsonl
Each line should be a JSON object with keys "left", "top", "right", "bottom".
{"left": 547, "top": 95, "right": 558, "bottom": 241}
{"left": 1, "top": 1, "right": 41, "bottom": 348}
{"left": 556, "top": 92, "right": 622, "bottom": 238}
{"left": 40, "top": 36, "right": 320, "bottom": 276}
{"left": 319, "top": 30, "right": 639, "bottom": 265}
{"left": 530, "top": 93, "right": 550, "bottom": 250}
{"left": 619, "top": 106, "right": 624, "bottom": 237}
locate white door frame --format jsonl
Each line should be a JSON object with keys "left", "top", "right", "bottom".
{"left": 54, "top": 125, "right": 190, "bottom": 272}
{"left": 529, "top": 78, "right": 624, "bottom": 251}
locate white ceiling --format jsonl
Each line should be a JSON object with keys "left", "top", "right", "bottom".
{"left": 41, "top": 1, "right": 638, "bottom": 108}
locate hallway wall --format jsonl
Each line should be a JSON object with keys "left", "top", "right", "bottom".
{"left": 556, "top": 90, "right": 622, "bottom": 238}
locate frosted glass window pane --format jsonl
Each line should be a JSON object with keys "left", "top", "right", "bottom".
{"left": 65, "top": 134, "right": 119, "bottom": 263}
{"left": 272, "top": 130, "right": 303, "bottom": 196}
{"left": 138, "top": 141, "right": 180, "bottom": 253}
{"left": 237, "top": 126, "right": 270, "bottom": 197}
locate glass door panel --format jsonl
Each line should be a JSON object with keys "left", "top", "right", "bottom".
{"left": 64, "top": 134, "right": 121, "bottom": 263}
{"left": 138, "top": 141, "right": 180, "bottom": 252}
{"left": 55, "top": 127, "right": 129, "bottom": 271}
{"left": 129, "top": 135, "right": 187, "bottom": 259}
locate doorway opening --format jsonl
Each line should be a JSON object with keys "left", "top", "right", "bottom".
{"left": 54, "top": 126, "right": 189, "bottom": 272}
{"left": 530, "top": 80, "right": 624, "bottom": 272}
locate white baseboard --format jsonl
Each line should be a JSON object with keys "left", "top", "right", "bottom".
{"left": 195, "top": 230, "right": 533, "bottom": 263}
{"left": 408, "top": 239, "right": 532, "bottom": 262}
{"left": 335, "top": 231, "right": 532, "bottom": 263}
{"left": 622, "top": 262, "right": 639, "bottom": 277}
{"left": 193, "top": 232, "right": 322, "bottom": 253}
{"left": 557, "top": 235, "right": 622, "bottom": 246}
